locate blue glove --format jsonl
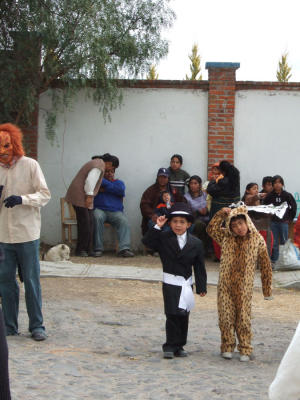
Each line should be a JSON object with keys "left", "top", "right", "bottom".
{"left": 0, "top": 185, "right": 3, "bottom": 198}
{"left": 3, "top": 195, "right": 22, "bottom": 208}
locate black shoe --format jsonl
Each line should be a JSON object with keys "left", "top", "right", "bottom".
{"left": 75, "top": 250, "right": 89, "bottom": 257}
{"left": 163, "top": 351, "right": 174, "bottom": 359}
{"left": 89, "top": 251, "right": 103, "bottom": 257}
{"left": 117, "top": 249, "right": 134, "bottom": 258}
{"left": 32, "top": 331, "right": 47, "bottom": 341}
{"left": 6, "top": 331, "right": 19, "bottom": 337}
{"left": 174, "top": 348, "right": 188, "bottom": 357}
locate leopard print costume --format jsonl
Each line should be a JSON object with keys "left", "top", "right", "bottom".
{"left": 207, "top": 205, "right": 272, "bottom": 356}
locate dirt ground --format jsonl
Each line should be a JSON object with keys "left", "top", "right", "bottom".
{"left": 42, "top": 276, "right": 300, "bottom": 323}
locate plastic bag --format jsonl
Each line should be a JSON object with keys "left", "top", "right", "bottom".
{"left": 273, "top": 239, "right": 300, "bottom": 271}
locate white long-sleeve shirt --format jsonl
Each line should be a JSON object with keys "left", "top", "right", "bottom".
{"left": 84, "top": 168, "right": 101, "bottom": 195}
{"left": 0, "top": 156, "right": 51, "bottom": 243}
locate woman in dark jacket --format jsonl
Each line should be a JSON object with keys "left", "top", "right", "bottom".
{"left": 207, "top": 160, "right": 240, "bottom": 219}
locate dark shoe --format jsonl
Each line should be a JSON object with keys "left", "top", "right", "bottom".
{"left": 32, "top": 331, "right": 47, "bottom": 341}
{"left": 175, "top": 348, "right": 188, "bottom": 357}
{"left": 89, "top": 251, "right": 103, "bottom": 257}
{"left": 163, "top": 351, "right": 174, "bottom": 359}
{"left": 117, "top": 249, "right": 134, "bottom": 258}
{"left": 75, "top": 250, "right": 89, "bottom": 257}
{"left": 6, "top": 331, "right": 19, "bottom": 337}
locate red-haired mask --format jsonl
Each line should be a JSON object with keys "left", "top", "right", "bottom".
{"left": 0, "top": 131, "right": 14, "bottom": 165}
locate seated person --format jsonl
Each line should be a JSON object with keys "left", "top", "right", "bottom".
{"left": 184, "top": 175, "right": 210, "bottom": 253}
{"left": 260, "top": 176, "right": 273, "bottom": 195}
{"left": 167, "top": 154, "right": 190, "bottom": 195}
{"left": 148, "top": 191, "right": 173, "bottom": 231}
{"left": 93, "top": 160, "right": 134, "bottom": 258}
{"left": 140, "top": 168, "right": 185, "bottom": 235}
{"left": 242, "top": 182, "right": 273, "bottom": 255}
{"left": 242, "top": 182, "right": 266, "bottom": 206}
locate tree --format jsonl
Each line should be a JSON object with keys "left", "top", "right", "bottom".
{"left": 147, "top": 65, "right": 159, "bottom": 79}
{"left": 0, "top": 0, "right": 175, "bottom": 140}
{"left": 276, "top": 52, "right": 292, "bottom": 82}
{"left": 185, "top": 43, "right": 202, "bottom": 80}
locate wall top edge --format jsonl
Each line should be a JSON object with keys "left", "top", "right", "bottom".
{"left": 205, "top": 62, "right": 240, "bottom": 69}
{"left": 50, "top": 79, "right": 209, "bottom": 90}
{"left": 49, "top": 79, "right": 300, "bottom": 91}
{"left": 236, "top": 81, "right": 300, "bottom": 90}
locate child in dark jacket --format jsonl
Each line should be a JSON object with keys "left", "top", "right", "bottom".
{"left": 142, "top": 203, "right": 207, "bottom": 359}
{"left": 263, "top": 175, "right": 297, "bottom": 263}
{"left": 147, "top": 191, "right": 173, "bottom": 231}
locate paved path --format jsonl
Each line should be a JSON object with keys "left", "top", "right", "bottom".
{"left": 40, "top": 260, "right": 300, "bottom": 289}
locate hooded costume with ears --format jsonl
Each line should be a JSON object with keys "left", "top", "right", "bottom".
{"left": 207, "top": 205, "right": 272, "bottom": 356}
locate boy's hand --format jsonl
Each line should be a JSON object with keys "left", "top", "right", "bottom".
{"left": 221, "top": 207, "right": 231, "bottom": 216}
{"left": 156, "top": 215, "right": 168, "bottom": 228}
{"left": 199, "top": 292, "right": 206, "bottom": 297}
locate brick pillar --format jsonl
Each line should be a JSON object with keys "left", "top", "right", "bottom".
{"left": 22, "top": 109, "right": 39, "bottom": 160}
{"left": 205, "top": 62, "right": 240, "bottom": 173}
{"left": 12, "top": 32, "right": 40, "bottom": 160}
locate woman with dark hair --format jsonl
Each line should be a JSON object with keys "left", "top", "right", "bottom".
{"left": 184, "top": 175, "right": 210, "bottom": 252}
{"left": 207, "top": 160, "right": 240, "bottom": 219}
{"left": 206, "top": 161, "right": 240, "bottom": 260}
{"left": 263, "top": 175, "right": 297, "bottom": 264}
{"left": 167, "top": 154, "right": 190, "bottom": 195}
{"left": 0, "top": 309, "right": 11, "bottom": 400}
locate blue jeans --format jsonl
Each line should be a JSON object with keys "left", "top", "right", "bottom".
{"left": 0, "top": 240, "right": 44, "bottom": 335}
{"left": 93, "top": 210, "right": 131, "bottom": 252}
{"left": 270, "top": 221, "right": 289, "bottom": 262}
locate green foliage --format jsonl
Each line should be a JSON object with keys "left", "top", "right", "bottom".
{"left": 276, "top": 52, "right": 292, "bottom": 82}
{"left": 185, "top": 43, "right": 202, "bottom": 80}
{"left": 0, "top": 0, "right": 175, "bottom": 138}
{"left": 147, "top": 65, "right": 159, "bottom": 79}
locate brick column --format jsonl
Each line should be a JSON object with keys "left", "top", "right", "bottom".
{"left": 22, "top": 110, "right": 39, "bottom": 160}
{"left": 205, "top": 62, "right": 240, "bottom": 173}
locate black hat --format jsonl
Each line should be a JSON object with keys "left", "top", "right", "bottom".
{"left": 167, "top": 202, "right": 194, "bottom": 222}
{"left": 157, "top": 168, "right": 169, "bottom": 177}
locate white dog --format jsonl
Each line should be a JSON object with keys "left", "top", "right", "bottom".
{"left": 44, "top": 244, "right": 71, "bottom": 262}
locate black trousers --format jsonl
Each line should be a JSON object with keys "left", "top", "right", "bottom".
{"left": 73, "top": 206, "right": 94, "bottom": 254}
{"left": 163, "top": 313, "right": 189, "bottom": 352}
{"left": 0, "top": 309, "right": 11, "bottom": 400}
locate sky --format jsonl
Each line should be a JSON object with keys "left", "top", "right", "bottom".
{"left": 157, "top": 0, "right": 300, "bottom": 81}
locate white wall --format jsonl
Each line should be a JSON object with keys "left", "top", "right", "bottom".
{"left": 235, "top": 90, "right": 300, "bottom": 205}
{"left": 38, "top": 88, "right": 208, "bottom": 250}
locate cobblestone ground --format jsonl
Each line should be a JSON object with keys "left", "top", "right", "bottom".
{"left": 7, "top": 278, "right": 300, "bottom": 400}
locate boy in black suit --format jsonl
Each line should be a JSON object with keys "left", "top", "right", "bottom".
{"left": 142, "top": 203, "right": 207, "bottom": 359}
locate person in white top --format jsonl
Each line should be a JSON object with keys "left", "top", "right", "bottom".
{"left": 0, "top": 123, "right": 51, "bottom": 341}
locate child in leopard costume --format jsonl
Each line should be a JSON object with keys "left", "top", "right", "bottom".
{"left": 207, "top": 205, "right": 273, "bottom": 362}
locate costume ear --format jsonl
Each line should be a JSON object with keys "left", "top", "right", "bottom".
{"left": 61, "top": 244, "right": 66, "bottom": 249}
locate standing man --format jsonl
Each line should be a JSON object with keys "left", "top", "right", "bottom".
{"left": 65, "top": 155, "right": 105, "bottom": 256}
{"left": 93, "top": 158, "right": 134, "bottom": 257}
{"left": 0, "top": 123, "right": 51, "bottom": 341}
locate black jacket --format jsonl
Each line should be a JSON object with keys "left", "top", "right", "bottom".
{"left": 142, "top": 227, "right": 207, "bottom": 315}
{"left": 207, "top": 176, "right": 240, "bottom": 199}
{"left": 263, "top": 190, "right": 297, "bottom": 222}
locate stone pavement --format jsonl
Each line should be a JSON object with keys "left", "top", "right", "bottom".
{"left": 5, "top": 260, "right": 300, "bottom": 400}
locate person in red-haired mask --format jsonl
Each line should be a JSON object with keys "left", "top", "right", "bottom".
{"left": 0, "top": 123, "right": 51, "bottom": 341}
